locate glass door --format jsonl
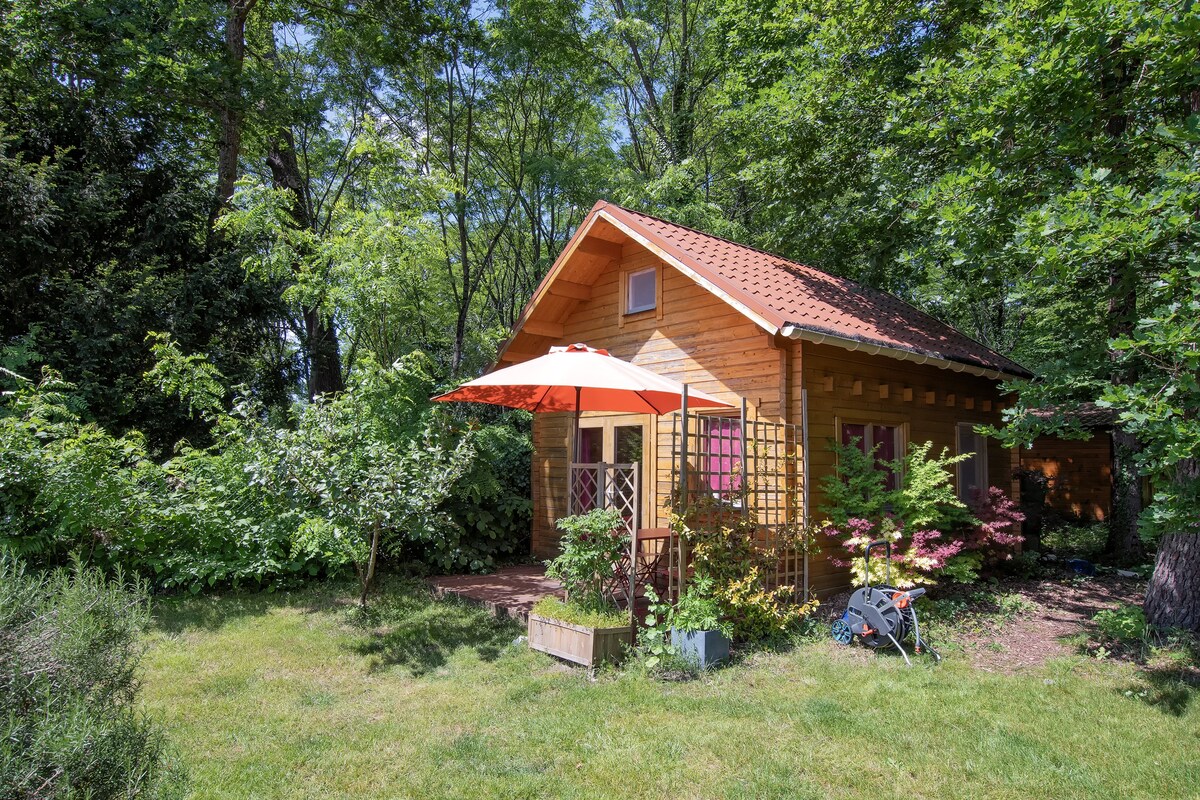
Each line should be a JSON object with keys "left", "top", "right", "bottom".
{"left": 573, "top": 417, "right": 648, "bottom": 531}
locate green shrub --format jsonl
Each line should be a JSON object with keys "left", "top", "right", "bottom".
{"left": 674, "top": 495, "right": 820, "bottom": 641}
{"left": 1041, "top": 519, "right": 1109, "bottom": 558}
{"left": 544, "top": 509, "right": 627, "bottom": 610}
{"left": 0, "top": 555, "right": 183, "bottom": 798}
{"left": 435, "top": 420, "right": 533, "bottom": 572}
{"left": 820, "top": 439, "right": 1023, "bottom": 586}
{"left": 631, "top": 586, "right": 686, "bottom": 674}
{"left": 1093, "top": 604, "right": 1148, "bottom": 644}
{"left": 670, "top": 575, "right": 732, "bottom": 637}
{"left": 0, "top": 347, "right": 533, "bottom": 596}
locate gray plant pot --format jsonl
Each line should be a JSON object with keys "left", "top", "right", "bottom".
{"left": 671, "top": 627, "right": 730, "bottom": 669}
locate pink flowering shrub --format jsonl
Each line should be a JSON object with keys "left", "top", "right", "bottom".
{"left": 965, "top": 486, "right": 1025, "bottom": 562}
{"left": 826, "top": 516, "right": 965, "bottom": 588}
{"left": 821, "top": 439, "right": 1025, "bottom": 586}
{"left": 825, "top": 494, "right": 1025, "bottom": 587}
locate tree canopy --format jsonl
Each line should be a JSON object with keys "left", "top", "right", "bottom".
{"left": 1, "top": 0, "right": 1196, "bottom": 624}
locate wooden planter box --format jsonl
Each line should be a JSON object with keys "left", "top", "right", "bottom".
{"left": 527, "top": 614, "right": 632, "bottom": 667}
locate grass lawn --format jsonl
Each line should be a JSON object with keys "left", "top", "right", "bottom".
{"left": 141, "top": 578, "right": 1200, "bottom": 800}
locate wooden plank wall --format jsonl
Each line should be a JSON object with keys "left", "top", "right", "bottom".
{"left": 1019, "top": 434, "right": 1112, "bottom": 521}
{"left": 530, "top": 242, "right": 783, "bottom": 558}
{"left": 799, "top": 342, "right": 1014, "bottom": 596}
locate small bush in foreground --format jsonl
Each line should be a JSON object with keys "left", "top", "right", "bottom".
{"left": 544, "top": 509, "right": 627, "bottom": 611}
{"left": 0, "top": 555, "right": 183, "bottom": 799}
{"left": 1094, "top": 604, "right": 1149, "bottom": 646}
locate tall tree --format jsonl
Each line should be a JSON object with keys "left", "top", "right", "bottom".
{"left": 0, "top": 0, "right": 293, "bottom": 451}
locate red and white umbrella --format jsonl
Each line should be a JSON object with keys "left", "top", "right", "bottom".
{"left": 435, "top": 343, "right": 731, "bottom": 623}
{"left": 433, "top": 342, "right": 731, "bottom": 480}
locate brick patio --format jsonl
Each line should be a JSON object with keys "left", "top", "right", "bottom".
{"left": 429, "top": 565, "right": 563, "bottom": 623}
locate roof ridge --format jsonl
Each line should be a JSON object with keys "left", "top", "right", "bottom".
{"left": 602, "top": 201, "right": 1027, "bottom": 375}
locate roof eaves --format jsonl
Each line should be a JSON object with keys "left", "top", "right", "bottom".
{"left": 492, "top": 201, "right": 609, "bottom": 367}
{"left": 780, "top": 322, "right": 1034, "bottom": 381}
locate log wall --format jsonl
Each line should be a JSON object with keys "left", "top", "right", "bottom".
{"left": 798, "top": 342, "right": 1014, "bottom": 596}
{"left": 530, "top": 242, "right": 785, "bottom": 558}
{"left": 1018, "top": 433, "right": 1112, "bottom": 522}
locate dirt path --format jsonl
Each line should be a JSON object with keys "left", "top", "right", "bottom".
{"left": 959, "top": 577, "right": 1144, "bottom": 673}
{"left": 816, "top": 574, "right": 1146, "bottom": 673}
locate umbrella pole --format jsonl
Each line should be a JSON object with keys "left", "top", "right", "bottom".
{"left": 572, "top": 386, "right": 581, "bottom": 467}
{"left": 569, "top": 386, "right": 581, "bottom": 516}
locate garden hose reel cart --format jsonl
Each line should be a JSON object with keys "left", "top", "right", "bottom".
{"left": 831, "top": 539, "right": 941, "bottom": 666}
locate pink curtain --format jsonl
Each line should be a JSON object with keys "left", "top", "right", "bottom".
{"left": 705, "top": 418, "right": 743, "bottom": 494}
{"left": 873, "top": 424, "right": 899, "bottom": 490}
{"left": 842, "top": 423, "right": 867, "bottom": 451}
{"left": 840, "top": 422, "right": 898, "bottom": 490}
{"left": 576, "top": 428, "right": 604, "bottom": 511}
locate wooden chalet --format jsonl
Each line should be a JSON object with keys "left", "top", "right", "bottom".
{"left": 498, "top": 201, "right": 1036, "bottom": 597}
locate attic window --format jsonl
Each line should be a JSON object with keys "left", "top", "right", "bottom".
{"left": 626, "top": 267, "right": 656, "bottom": 314}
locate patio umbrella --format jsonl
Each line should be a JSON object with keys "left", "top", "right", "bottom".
{"left": 434, "top": 343, "right": 732, "bottom": 633}
{"left": 432, "top": 342, "right": 732, "bottom": 463}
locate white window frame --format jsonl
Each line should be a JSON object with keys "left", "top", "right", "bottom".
{"left": 956, "top": 422, "right": 988, "bottom": 502}
{"left": 625, "top": 267, "right": 657, "bottom": 314}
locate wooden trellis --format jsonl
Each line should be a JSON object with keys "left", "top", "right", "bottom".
{"left": 670, "top": 396, "right": 810, "bottom": 599}
{"left": 568, "top": 462, "right": 640, "bottom": 535}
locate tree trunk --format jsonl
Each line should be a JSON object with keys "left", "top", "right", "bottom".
{"left": 1144, "top": 532, "right": 1200, "bottom": 633}
{"left": 210, "top": 0, "right": 258, "bottom": 235}
{"left": 1108, "top": 428, "right": 1144, "bottom": 564}
{"left": 1018, "top": 470, "right": 1048, "bottom": 553}
{"left": 1105, "top": 257, "right": 1143, "bottom": 563}
{"left": 266, "top": 129, "right": 344, "bottom": 398}
{"left": 1099, "top": 44, "right": 1144, "bottom": 563}
{"left": 305, "top": 307, "right": 344, "bottom": 398}
{"left": 359, "top": 519, "right": 382, "bottom": 609}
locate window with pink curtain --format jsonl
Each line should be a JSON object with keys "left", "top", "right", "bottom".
{"left": 576, "top": 427, "right": 604, "bottom": 511}
{"left": 842, "top": 422, "right": 900, "bottom": 490}
{"left": 703, "top": 416, "right": 743, "bottom": 496}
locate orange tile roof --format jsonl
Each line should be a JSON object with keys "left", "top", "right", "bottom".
{"left": 597, "top": 202, "right": 1032, "bottom": 379}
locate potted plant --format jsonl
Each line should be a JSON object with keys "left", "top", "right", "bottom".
{"left": 527, "top": 509, "right": 632, "bottom": 667}
{"left": 669, "top": 576, "right": 732, "bottom": 669}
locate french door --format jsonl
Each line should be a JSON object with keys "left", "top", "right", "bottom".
{"left": 571, "top": 416, "right": 649, "bottom": 533}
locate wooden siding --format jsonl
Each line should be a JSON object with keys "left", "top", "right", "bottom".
{"left": 798, "top": 342, "right": 1014, "bottom": 596}
{"left": 1019, "top": 434, "right": 1112, "bottom": 522}
{"left": 530, "top": 242, "right": 784, "bottom": 558}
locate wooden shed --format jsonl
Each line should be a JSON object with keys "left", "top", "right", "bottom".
{"left": 1017, "top": 404, "right": 1116, "bottom": 523}
{"left": 497, "top": 201, "right": 1035, "bottom": 597}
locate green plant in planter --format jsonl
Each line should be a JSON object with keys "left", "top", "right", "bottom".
{"left": 671, "top": 575, "right": 733, "bottom": 637}
{"left": 544, "top": 508, "right": 628, "bottom": 611}
{"left": 673, "top": 492, "right": 821, "bottom": 640}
